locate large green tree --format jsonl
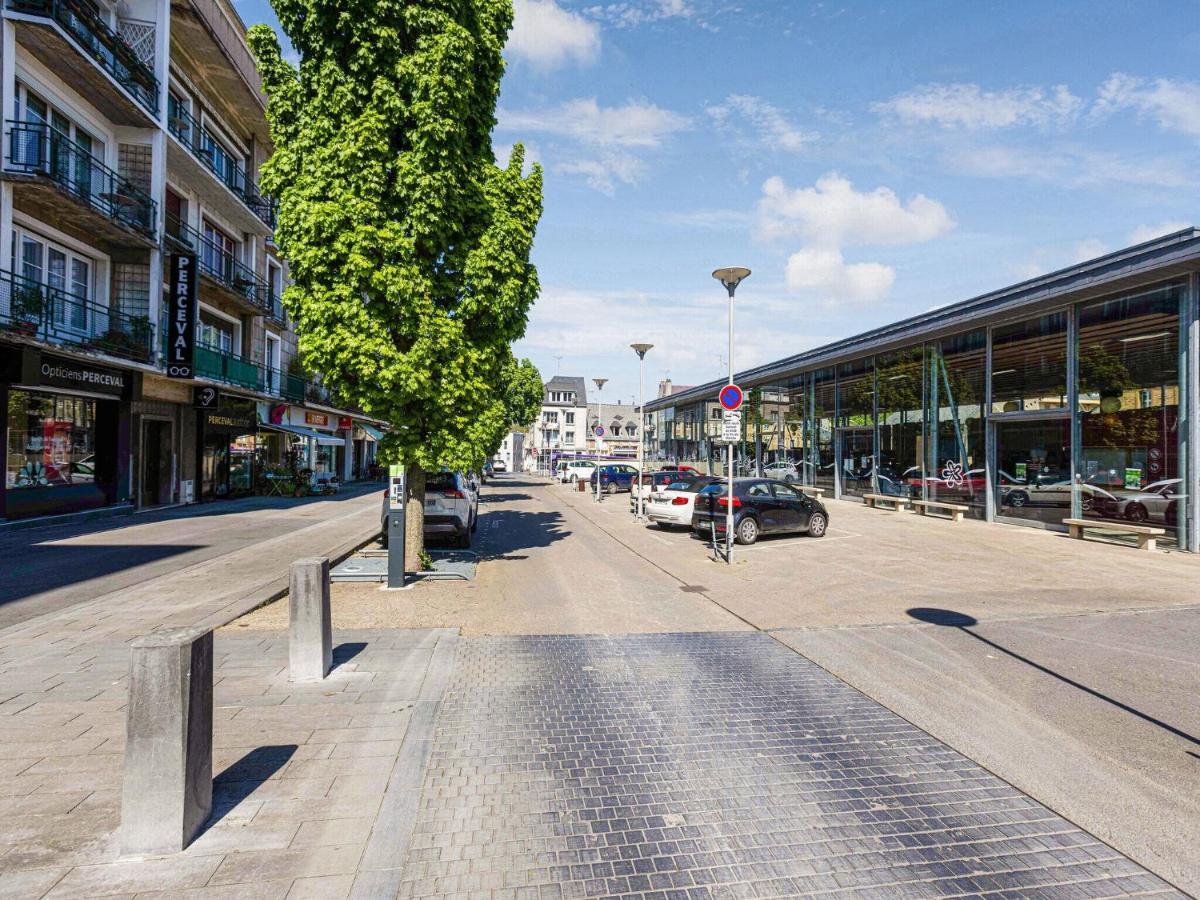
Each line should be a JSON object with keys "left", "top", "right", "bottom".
{"left": 249, "top": 0, "right": 543, "bottom": 556}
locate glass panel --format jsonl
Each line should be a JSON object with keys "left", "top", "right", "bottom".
{"left": 20, "top": 235, "right": 44, "bottom": 284}
{"left": 995, "top": 418, "right": 1072, "bottom": 525}
{"left": 876, "top": 347, "right": 923, "bottom": 499}
{"left": 812, "top": 367, "right": 835, "bottom": 493}
{"left": 6, "top": 390, "right": 97, "bottom": 489}
{"left": 840, "top": 429, "right": 875, "bottom": 497}
{"left": 927, "top": 329, "right": 987, "bottom": 516}
{"left": 47, "top": 248, "right": 67, "bottom": 327}
{"left": 836, "top": 357, "right": 874, "bottom": 428}
{"left": 991, "top": 311, "right": 1068, "bottom": 413}
{"left": 1076, "top": 284, "right": 1181, "bottom": 544}
{"left": 69, "top": 257, "right": 88, "bottom": 330}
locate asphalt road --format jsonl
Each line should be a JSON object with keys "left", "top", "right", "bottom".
{"left": 0, "top": 482, "right": 384, "bottom": 630}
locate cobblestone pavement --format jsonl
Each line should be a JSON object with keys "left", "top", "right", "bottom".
{"left": 400, "top": 632, "right": 1183, "bottom": 899}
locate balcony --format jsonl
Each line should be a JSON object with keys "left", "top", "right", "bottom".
{"left": 164, "top": 213, "right": 273, "bottom": 316}
{"left": 0, "top": 267, "right": 155, "bottom": 363}
{"left": 167, "top": 102, "right": 276, "bottom": 230}
{"left": 4, "top": 121, "right": 157, "bottom": 247}
{"left": 6, "top": 0, "right": 159, "bottom": 126}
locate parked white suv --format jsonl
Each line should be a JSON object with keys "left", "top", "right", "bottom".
{"left": 380, "top": 469, "right": 478, "bottom": 549}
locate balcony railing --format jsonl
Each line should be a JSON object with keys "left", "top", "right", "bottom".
{"left": 160, "top": 332, "right": 322, "bottom": 403}
{"left": 0, "top": 267, "right": 154, "bottom": 362}
{"left": 7, "top": 0, "right": 159, "bottom": 116}
{"left": 164, "top": 213, "right": 272, "bottom": 314}
{"left": 6, "top": 121, "right": 156, "bottom": 238}
{"left": 166, "top": 101, "right": 276, "bottom": 229}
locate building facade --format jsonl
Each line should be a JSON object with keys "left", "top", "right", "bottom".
{"left": 526, "top": 375, "right": 588, "bottom": 470}
{"left": 586, "top": 401, "right": 639, "bottom": 457}
{"left": 646, "top": 232, "right": 1200, "bottom": 552}
{"left": 0, "top": 0, "right": 382, "bottom": 522}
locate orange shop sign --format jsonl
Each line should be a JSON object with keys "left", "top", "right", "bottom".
{"left": 304, "top": 411, "right": 329, "bottom": 427}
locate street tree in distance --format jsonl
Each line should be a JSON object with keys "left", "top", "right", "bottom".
{"left": 486, "top": 357, "right": 543, "bottom": 462}
{"left": 249, "top": 0, "right": 543, "bottom": 558}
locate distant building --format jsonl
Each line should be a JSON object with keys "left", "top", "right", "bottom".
{"left": 587, "top": 401, "right": 640, "bottom": 456}
{"left": 526, "top": 376, "right": 589, "bottom": 470}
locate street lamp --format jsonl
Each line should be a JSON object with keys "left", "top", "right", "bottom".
{"left": 712, "top": 266, "right": 751, "bottom": 563}
{"left": 593, "top": 377, "right": 607, "bottom": 502}
{"left": 630, "top": 343, "right": 653, "bottom": 520}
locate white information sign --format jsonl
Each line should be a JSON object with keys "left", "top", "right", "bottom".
{"left": 719, "top": 411, "right": 741, "bottom": 443}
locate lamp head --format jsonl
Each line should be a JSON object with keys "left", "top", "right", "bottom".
{"left": 712, "top": 266, "right": 752, "bottom": 295}
{"left": 630, "top": 343, "right": 653, "bottom": 359}
{"left": 593, "top": 378, "right": 607, "bottom": 390}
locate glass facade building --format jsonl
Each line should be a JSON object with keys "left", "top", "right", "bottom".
{"left": 645, "top": 231, "right": 1200, "bottom": 551}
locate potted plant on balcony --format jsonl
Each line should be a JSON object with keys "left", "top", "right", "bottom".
{"left": 85, "top": 315, "right": 152, "bottom": 360}
{"left": 7, "top": 284, "right": 45, "bottom": 335}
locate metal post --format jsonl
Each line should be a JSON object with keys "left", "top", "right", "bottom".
{"left": 726, "top": 284, "right": 734, "bottom": 563}
{"left": 638, "top": 355, "right": 646, "bottom": 519}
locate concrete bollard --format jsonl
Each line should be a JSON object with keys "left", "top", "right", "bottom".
{"left": 121, "top": 626, "right": 213, "bottom": 856}
{"left": 289, "top": 557, "right": 332, "bottom": 682}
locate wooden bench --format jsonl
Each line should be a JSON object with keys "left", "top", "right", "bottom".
{"left": 1062, "top": 518, "right": 1165, "bottom": 552}
{"left": 863, "top": 493, "right": 910, "bottom": 511}
{"left": 797, "top": 486, "right": 824, "bottom": 498}
{"left": 912, "top": 499, "right": 970, "bottom": 522}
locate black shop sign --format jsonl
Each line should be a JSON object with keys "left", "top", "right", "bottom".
{"left": 23, "top": 351, "right": 131, "bottom": 399}
{"left": 167, "top": 254, "right": 198, "bottom": 379}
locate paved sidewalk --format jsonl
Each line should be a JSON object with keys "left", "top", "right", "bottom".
{"left": 0, "top": 627, "right": 457, "bottom": 898}
{"left": 399, "top": 632, "right": 1181, "bottom": 898}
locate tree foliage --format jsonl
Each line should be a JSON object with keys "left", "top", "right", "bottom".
{"left": 248, "top": 0, "right": 543, "bottom": 481}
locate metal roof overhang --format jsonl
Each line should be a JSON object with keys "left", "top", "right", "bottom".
{"left": 646, "top": 230, "right": 1200, "bottom": 412}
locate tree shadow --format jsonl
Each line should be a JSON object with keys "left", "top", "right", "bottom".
{"left": 207, "top": 744, "right": 298, "bottom": 828}
{"left": 907, "top": 607, "right": 1200, "bottom": 748}
{"left": 477, "top": 509, "right": 571, "bottom": 557}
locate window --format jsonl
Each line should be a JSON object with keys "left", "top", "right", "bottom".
{"left": 771, "top": 483, "right": 801, "bottom": 500}
{"left": 543, "top": 411, "right": 558, "bottom": 424}
{"left": 201, "top": 220, "right": 236, "bottom": 281}
{"left": 746, "top": 482, "right": 771, "bottom": 497}
{"left": 11, "top": 228, "right": 94, "bottom": 332}
{"left": 6, "top": 390, "right": 97, "bottom": 489}
{"left": 991, "top": 311, "right": 1068, "bottom": 413}
{"left": 267, "top": 260, "right": 283, "bottom": 305}
{"left": 564, "top": 431, "right": 574, "bottom": 445}
{"left": 198, "top": 309, "right": 236, "bottom": 353}
{"left": 565, "top": 412, "right": 575, "bottom": 425}
{"left": 265, "top": 333, "right": 281, "bottom": 393}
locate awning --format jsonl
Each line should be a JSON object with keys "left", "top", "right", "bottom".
{"left": 358, "top": 423, "right": 385, "bottom": 442}
{"left": 260, "top": 422, "right": 347, "bottom": 447}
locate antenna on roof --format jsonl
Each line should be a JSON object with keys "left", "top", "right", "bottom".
{"left": 553, "top": 355, "right": 563, "bottom": 374}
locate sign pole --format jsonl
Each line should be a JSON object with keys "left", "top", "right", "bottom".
{"left": 386, "top": 464, "right": 406, "bottom": 588}
{"left": 726, "top": 287, "right": 734, "bottom": 564}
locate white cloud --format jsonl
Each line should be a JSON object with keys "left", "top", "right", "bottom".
{"left": 556, "top": 153, "right": 643, "bottom": 194}
{"left": 1128, "top": 221, "right": 1191, "bottom": 244}
{"left": 508, "top": 0, "right": 601, "bottom": 69}
{"left": 948, "top": 144, "right": 1195, "bottom": 189}
{"left": 874, "top": 83, "right": 1083, "bottom": 130}
{"left": 499, "top": 98, "right": 691, "bottom": 147}
{"left": 657, "top": 208, "right": 753, "bottom": 229}
{"left": 756, "top": 172, "right": 954, "bottom": 246}
{"left": 584, "top": 0, "right": 693, "bottom": 28}
{"left": 706, "top": 95, "right": 816, "bottom": 153}
{"left": 784, "top": 247, "right": 894, "bottom": 305}
{"left": 1093, "top": 73, "right": 1200, "bottom": 139}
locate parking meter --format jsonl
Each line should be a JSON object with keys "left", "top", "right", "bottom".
{"left": 387, "top": 465, "right": 406, "bottom": 588}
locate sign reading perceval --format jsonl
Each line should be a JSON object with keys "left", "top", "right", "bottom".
{"left": 167, "top": 254, "right": 199, "bottom": 379}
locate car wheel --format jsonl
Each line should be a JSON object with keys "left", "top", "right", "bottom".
{"left": 379, "top": 530, "right": 388, "bottom": 550}
{"left": 784, "top": 473, "right": 796, "bottom": 483}
{"left": 807, "top": 512, "right": 828, "bottom": 538}
{"left": 1007, "top": 490, "right": 1029, "bottom": 508}
{"left": 735, "top": 516, "right": 759, "bottom": 545}
{"left": 455, "top": 529, "right": 471, "bottom": 549}
{"left": 570, "top": 474, "right": 577, "bottom": 483}
{"left": 606, "top": 482, "right": 619, "bottom": 495}
{"left": 1125, "top": 503, "right": 1148, "bottom": 523}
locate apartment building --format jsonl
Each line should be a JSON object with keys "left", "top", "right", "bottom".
{"left": 0, "top": 0, "right": 384, "bottom": 522}
{"left": 526, "top": 376, "right": 588, "bottom": 469}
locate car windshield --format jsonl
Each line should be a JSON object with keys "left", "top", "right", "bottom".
{"left": 666, "top": 480, "right": 695, "bottom": 491}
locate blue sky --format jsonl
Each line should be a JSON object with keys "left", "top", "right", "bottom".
{"left": 237, "top": 0, "right": 1199, "bottom": 407}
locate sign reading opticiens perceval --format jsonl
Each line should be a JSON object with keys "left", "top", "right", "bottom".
{"left": 167, "top": 254, "right": 198, "bottom": 379}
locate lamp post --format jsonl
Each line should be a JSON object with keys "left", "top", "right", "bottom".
{"left": 593, "top": 377, "right": 607, "bottom": 501}
{"left": 712, "top": 266, "right": 751, "bottom": 563}
{"left": 630, "top": 344, "right": 653, "bottom": 520}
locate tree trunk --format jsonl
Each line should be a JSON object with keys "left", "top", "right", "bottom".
{"left": 404, "top": 465, "right": 425, "bottom": 565}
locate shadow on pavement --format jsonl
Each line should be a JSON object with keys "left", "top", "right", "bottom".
{"left": 208, "top": 744, "right": 298, "bottom": 827}
{"left": 0, "top": 543, "right": 202, "bottom": 609}
{"left": 908, "top": 606, "right": 1200, "bottom": 749}
{"left": 332, "top": 641, "right": 367, "bottom": 670}
{"left": 478, "top": 509, "right": 570, "bottom": 557}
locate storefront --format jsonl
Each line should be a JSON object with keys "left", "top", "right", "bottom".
{"left": 351, "top": 422, "right": 383, "bottom": 479}
{"left": 1, "top": 348, "right": 137, "bottom": 520}
{"left": 646, "top": 232, "right": 1200, "bottom": 552}
{"left": 197, "top": 397, "right": 258, "bottom": 501}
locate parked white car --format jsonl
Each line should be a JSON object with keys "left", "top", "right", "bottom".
{"left": 644, "top": 476, "right": 718, "bottom": 529}
{"left": 629, "top": 470, "right": 689, "bottom": 511}
{"left": 379, "top": 469, "right": 478, "bottom": 549}
{"left": 762, "top": 461, "right": 800, "bottom": 482}
{"left": 559, "top": 460, "right": 597, "bottom": 484}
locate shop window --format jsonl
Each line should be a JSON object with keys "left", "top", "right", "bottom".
{"left": 991, "top": 311, "right": 1068, "bottom": 413}
{"left": 1077, "top": 284, "right": 1182, "bottom": 540}
{"left": 926, "top": 330, "right": 986, "bottom": 515}
{"left": 6, "top": 390, "right": 97, "bottom": 489}
{"left": 811, "top": 368, "right": 836, "bottom": 493}
{"left": 876, "top": 347, "right": 923, "bottom": 498}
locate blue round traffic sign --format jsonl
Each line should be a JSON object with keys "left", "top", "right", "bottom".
{"left": 719, "top": 384, "right": 743, "bottom": 411}
{"left": 594, "top": 425, "right": 605, "bottom": 437}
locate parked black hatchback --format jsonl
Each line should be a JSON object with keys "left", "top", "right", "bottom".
{"left": 691, "top": 478, "right": 829, "bottom": 545}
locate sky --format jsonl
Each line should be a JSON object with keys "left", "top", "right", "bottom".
{"left": 236, "top": 0, "right": 1200, "bottom": 408}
